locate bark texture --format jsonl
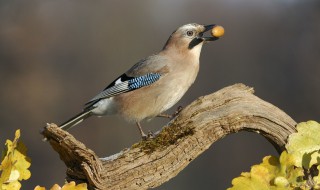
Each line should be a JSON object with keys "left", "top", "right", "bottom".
{"left": 42, "top": 83, "right": 297, "bottom": 189}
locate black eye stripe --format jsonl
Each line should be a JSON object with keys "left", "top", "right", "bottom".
{"left": 188, "top": 38, "right": 203, "bottom": 49}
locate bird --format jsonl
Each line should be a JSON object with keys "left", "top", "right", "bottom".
{"left": 59, "top": 23, "right": 222, "bottom": 139}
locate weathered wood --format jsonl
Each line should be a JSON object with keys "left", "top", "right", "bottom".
{"left": 42, "top": 83, "right": 297, "bottom": 189}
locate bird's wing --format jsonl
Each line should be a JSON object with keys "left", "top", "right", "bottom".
{"left": 125, "top": 54, "right": 170, "bottom": 77}
{"left": 85, "top": 73, "right": 161, "bottom": 105}
{"left": 85, "top": 54, "right": 170, "bottom": 107}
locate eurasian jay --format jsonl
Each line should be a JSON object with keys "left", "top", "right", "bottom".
{"left": 59, "top": 23, "right": 222, "bottom": 138}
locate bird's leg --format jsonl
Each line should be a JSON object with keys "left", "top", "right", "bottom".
{"left": 136, "top": 122, "right": 155, "bottom": 140}
{"left": 136, "top": 122, "right": 147, "bottom": 140}
{"left": 157, "top": 106, "right": 183, "bottom": 119}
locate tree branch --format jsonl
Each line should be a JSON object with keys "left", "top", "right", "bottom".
{"left": 41, "top": 83, "right": 297, "bottom": 189}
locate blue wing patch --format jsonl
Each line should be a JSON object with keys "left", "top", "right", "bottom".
{"left": 128, "top": 73, "right": 161, "bottom": 90}
{"left": 85, "top": 73, "right": 161, "bottom": 105}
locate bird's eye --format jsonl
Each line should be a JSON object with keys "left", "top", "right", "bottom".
{"left": 186, "top": 31, "right": 194, "bottom": 36}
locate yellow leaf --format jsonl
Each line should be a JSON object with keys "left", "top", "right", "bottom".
{"left": 1, "top": 180, "right": 22, "bottom": 190}
{"left": 15, "top": 130, "right": 21, "bottom": 140}
{"left": 8, "top": 170, "right": 20, "bottom": 182}
{"left": 0, "top": 154, "right": 13, "bottom": 184}
{"left": 274, "top": 176, "right": 289, "bottom": 187}
{"left": 36, "top": 182, "right": 87, "bottom": 190}
{"left": 229, "top": 175, "right": 270, "bottom": 190}
{"left": 0, "top": 129, "right": 31, "bottom": 190}
{"left": 260, "top": 155, "right": 279, "bottom": 178}
{"left": 12, "top": 142, "right": 31, "bottom": 180}
{"left": 228, "top": 121, "right": 320, "bottom": 189}
{"left": 228, "top": 165, "right": 271, "bottom": 190}
{"left": 50, "top": 184, "right": 61, "bottom": 190}
{"left": 34, "top": 185, "right": 46, "bottom": 190}
{"left": 286, "top": 121, "right": 320, "bottom": 168}
{"left": 228, "top": 152, "right": 305, "bottom": 189}
{"left": 61, "top": 182, "right": 87, "bottom": 190}
{"left": 0, "top": 130, "right": 21, "bottom": 185}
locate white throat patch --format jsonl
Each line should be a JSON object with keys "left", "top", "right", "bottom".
{"left": 190, "top": 42, "right": 203, "bottom": 61}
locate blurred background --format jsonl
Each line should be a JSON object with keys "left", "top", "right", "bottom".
{"left": 0, "top": 0, "right": 319, "bottom": 189}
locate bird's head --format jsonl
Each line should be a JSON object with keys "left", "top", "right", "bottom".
{"left": 162, "top": 23, "right": 222, "bottom": 54}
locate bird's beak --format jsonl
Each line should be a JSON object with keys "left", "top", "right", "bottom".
{"left": 188, "top": 24, "right": 222, "bottom": 49}
{"left": 198, "top": 24, "right": 219, "bottom": 42}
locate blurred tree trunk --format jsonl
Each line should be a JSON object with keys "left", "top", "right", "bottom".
{"left": 42, "top": 83, "right": 297, "bottom": 189}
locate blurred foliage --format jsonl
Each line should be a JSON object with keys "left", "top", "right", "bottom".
{"left": 34, "top": 181, "right": 87, "bottom": 190}
{"left": 229, "top": 121, "right": 320, "bottom": 190}
{"left": 0, "top": 130, "right": 31, "bottom": 190}
{"left": 0, "top": 130, "right": 87, "bottom": 190}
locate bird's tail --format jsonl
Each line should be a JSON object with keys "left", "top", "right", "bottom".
{"left": 59, "top": 109, "right": 93, "bottom": 130}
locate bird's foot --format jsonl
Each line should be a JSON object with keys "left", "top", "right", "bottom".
{"left": 157, "top": 106, "right": 183, "bottom": 119}
{"left": 141, "top": 131, "right": 155, "bottom": 140}
{"left": 147, "top": 131, "right": 155, "bottom": 139}
{"left": 173, "top": 106, "right": 183, "bottom": 118}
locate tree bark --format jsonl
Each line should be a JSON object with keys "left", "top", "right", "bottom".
{"left": 41, "top": 83, "right": 297, "bottom": 189}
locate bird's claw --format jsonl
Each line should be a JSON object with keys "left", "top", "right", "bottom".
{"left": 141, "top": 131, "right": 155, "bottom": 140}
{"left": 172, "top": 106, "right": 183, "bottom": 118}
